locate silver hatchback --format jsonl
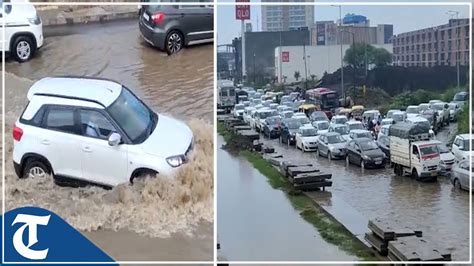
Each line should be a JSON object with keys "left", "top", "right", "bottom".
{"left": 451, "top": 159, "right": 472, "bottom": 191}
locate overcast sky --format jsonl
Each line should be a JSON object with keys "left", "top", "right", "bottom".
{"left": 217, "top": 1, "right": 471, "bottom": 45}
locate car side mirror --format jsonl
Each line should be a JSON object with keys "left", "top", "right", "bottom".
{"left": 108, "top": 132, "right": 121, "bottom": 146}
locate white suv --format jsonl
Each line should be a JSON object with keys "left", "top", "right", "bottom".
{"left": 0, "top": 0, "right": 43, "bottom": 62}
{"left": 13, "top": 77, "right": 193, "bottom": 188}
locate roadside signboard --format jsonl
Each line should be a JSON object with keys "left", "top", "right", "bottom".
{"left": 282, "top": 51, "right": 290, "bottom": 62}
{"left": 236, "top": 0, "right": 250, "bottom": 20}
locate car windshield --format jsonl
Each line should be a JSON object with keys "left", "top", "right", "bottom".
{"left": 348, "top": 123, "right": 364, "bottom": 130}
{"left": 301, "top": 128, "right": 317, "bottom": 136}
{"left": 393, "top": 113, "right": 404, "bottom": 121}
{"left": 327, "top": 135, "right": 345, "bottom": 144}
{"left": 334, "top": 126, "right": 349, "bottom": 135}
{"left": 267, "top": 117, "right": 281, "bottom": 125}
{"left": 286, "top": 120, "right": 301, "bottom": 129}
{"left": 437, "top": 144, "right": 449, "bottom": 154}
{"left": 259, "top": 111, "right": 273, "bottom": 119}
{"left": 360, "top": 140, "right": 378, "bottom": 151}
{"left": 357, "top": 132, "right": 372, "bottom": 138}
{"left": 420, "top": 145, "right": 438, "bottom": 156}
{"left": 317, "top": 122, "right": 329, "bottom": 130}
{"left": 454, "top": 93, "right": 467, "bottom": 101}
{"left": 235, "top": 105, "right": 245, "bottom": 110}
{"left": 297, "top": 117, "right": 310, "bottom": 124}
{"left": 461, "top": 139, "right": 474, "bottom": 151}
{"left": 406, "top": 107, "right": 419, "bottom": 114}
{"left": 107, "top": 87, "right": 154, "bottom": 143}
{"left": 335, "top": 117, "right": 348, "bottom": 124}
{"left": 432, "top": 104, "right": 443, "bottom": 110}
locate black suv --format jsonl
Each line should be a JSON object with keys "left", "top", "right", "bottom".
{"left": 139, "top": 2, "right": 213, "bottom": 55}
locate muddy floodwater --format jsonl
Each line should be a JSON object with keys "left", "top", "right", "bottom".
{"left": 217, "top": 136, "right": 358, "bottom": 261}
{"left": 4, "top": 19, "right": 213, "bottom": 260}
{"left": 253, "top": 124, "right": 469, "bottom": 261}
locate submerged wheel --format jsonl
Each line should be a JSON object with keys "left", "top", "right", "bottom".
{"left": 22, "top": 159, "right": 51, "bottom": 179}
{"left": 165, "top": 30, "right": 184, "bottom": 55}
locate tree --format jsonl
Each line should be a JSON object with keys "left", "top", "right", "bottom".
{"left": 294, "top": 71, "right": 301, "bottom": 81}
{"left": 344, "top": 43, "right": 392, "bottom": 70}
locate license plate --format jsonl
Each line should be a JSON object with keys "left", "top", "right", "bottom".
{"left": 143, "top": 12, "right": 150, "bottom": 21}
{"left": 375, "top": 161, "right": 382, "bottom": 165}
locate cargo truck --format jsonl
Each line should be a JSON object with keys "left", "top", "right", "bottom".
{"left": 389, "top": 122, "right": 440, "bottom": 181}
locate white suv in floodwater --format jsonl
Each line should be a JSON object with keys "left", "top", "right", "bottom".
{"left": 0, "top": 0, "right": 43, "bottom": 62}
{"left": 13, "top": 77, "right": 193, "bottom": 188}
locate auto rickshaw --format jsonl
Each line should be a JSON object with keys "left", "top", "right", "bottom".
{"left": 337, "top": 108, "right": 353, "bottom": 118}
{"left": 298, "top": 103, "right": 319, "bottom": 117}
{"left": 351, "top": 105, "right": 365, "bottom": 121}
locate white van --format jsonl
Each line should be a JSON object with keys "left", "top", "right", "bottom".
{"left": 0, "top": 0, "right": 43, "bottom": 62}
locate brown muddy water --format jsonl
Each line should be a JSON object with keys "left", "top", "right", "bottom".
{"left": 3, "top": 19, "right": 213, "bottom": 260}
{"left": 217, "top": 136, "right": 358, "bottom": 261}
{"left": 254, "top": 124, "right": 470, "bottom": 261}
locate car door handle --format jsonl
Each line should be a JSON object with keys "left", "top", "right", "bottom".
{"left": 82, "top": 146, "right": 92, "bottom": 153}
{"left": 41, "top": 139, "right": 50, "bottom": 145}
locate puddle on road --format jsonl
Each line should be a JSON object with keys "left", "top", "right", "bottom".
{"left": 3, "top": 19, "right": 214, "bottom": 238}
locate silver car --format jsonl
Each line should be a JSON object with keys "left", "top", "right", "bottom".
{"left": 451, "top": 159, "right": 472, "bottom": 191}
{"left": 316, "top": 132, "right": 347, "bottom": 160}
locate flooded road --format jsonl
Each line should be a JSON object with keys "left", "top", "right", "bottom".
{"left": 254, "top": 124, "right": 469, "bottom": 261}
{"left": 4, "top": 19, "right": 213, "bottom": 260}
{"left": 7, "top": 19, "right": 214, "bottom": 121}
{"left": 217, "top": 136, "right": 358, "bottom": 261}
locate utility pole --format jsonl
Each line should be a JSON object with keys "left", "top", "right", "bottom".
{"left": 447, "top": 10, "right": 460, "bottom": 90}
{"left": 332, "top": 5, "right": 345, "bottom": 102}
{"left": 241, "top": 20, "right": 246, "bottom": 83}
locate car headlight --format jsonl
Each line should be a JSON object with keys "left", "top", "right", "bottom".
{"left": 28, "top": 15, "right": 41, "bottom": 25}
{"left": 362, "top": 155, "right": 370, "bottom": 160}
{"left": 166, "top": 155, "right": 186, "bottom": 167}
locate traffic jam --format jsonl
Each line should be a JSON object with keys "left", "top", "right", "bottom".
{"left": 219, "top": 80, "right": 471, "bottom": 190}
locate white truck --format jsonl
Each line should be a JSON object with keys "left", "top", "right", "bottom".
{"left": 217, "top": 80, "right": 236, "bottom": 111}
{"left": 389, "top": 122, "right": 440, "bottom": 181}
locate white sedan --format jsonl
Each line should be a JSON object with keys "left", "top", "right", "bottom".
{"left": 295, "top": 126, "right": 319, "bottom": 152}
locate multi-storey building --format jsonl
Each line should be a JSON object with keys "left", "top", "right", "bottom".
{"left": 392, "top": 18, "right": 469, "bottom": 67}
{"left": 261, "top": 0, "right": 314, "bottom": 31}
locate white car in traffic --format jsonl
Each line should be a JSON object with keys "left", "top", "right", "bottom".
{"left": 452, "top": 134, "right": 473, "bottom": 162}
{"left": 295, "top": 126, "right": 319, "bottom": 152}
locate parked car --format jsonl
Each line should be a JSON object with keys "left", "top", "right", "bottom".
{"left": 391, "top": 111, "right": 406, "bottom": 123}
{"left": 232, "top": 104, "right": 245, "bottom": 118}
{"left": 0, "top": 0, "right": 43, "bottom": 62}
{"left": 346, "top": 138, "right": 386, "bottom": 169}
{"left": 447, "top": 102, "right": 461, "bottom": 122}
{"left": 432, "top": 140, "right": 455, "bottom": 172}
{"left": 452, "top": 134, "right": 473, "bottom": 162}
{"left": 431, "top": 102, "right": 450, "bottom": 126}
{"left": 346, "top": 120, "right": 364, "bottom": 132}
{"left": 309, "top": 111, "right": 329, "bottom": 122}
{"left": 452, "top": 91, "right": 469, "bottom": 106}
{"left": 139, "top": 4, "right": 213, "bottom": 54}
{"left": 418, "top": 103, "right": 430, "bottom": 113}
{"left": 381, "top": 118, "right": 394, "bottom": 126}
{"left": 255, "top": 109, "right": 277, "bottom": 132}
{"left": 330, "top": 115, "right": 348, "bottom": 125}
{"left": 280, "top": 118, "right": 301, "bottom": 145}
{"left": 377, "top": 135, "right": 390, "bottom": 158}
{"left": 349, "top": 129, "right": 373, "bottom": 140}
{"left": 405, "top": 105, "right": 421, "bottom": 119}
{"left": 13, "top": 77, "right": 194, "bottom": 188}
{"left": 312, "top": 120, "right": 329, "bottom": 135}
{"left": 328, "top": 124, "right": 350, "bottom": 141}
{"left": 295, "top": 126, "right": 319, "bottom": 152}
{"left": 262, "top": 116, "right": 282, "bottom": 139}
{"left": 316, "top": 132, "right": 347, "bottom": 160}
{"left": 386, "top": 109, "right": 400, "bottom": 119}
{"left": 451, "top": 159, "right": 472, "bottom": 191}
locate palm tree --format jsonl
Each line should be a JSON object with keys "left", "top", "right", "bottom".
{"left": 294, "top": 71, "right": 301, "bottom": 81}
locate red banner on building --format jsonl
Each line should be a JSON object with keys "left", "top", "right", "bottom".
{"left": 236, "top": 0, "right": 250, "bottom": 20}
{"left": 282, "top": 51, "right": 290, "bottom": 62}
